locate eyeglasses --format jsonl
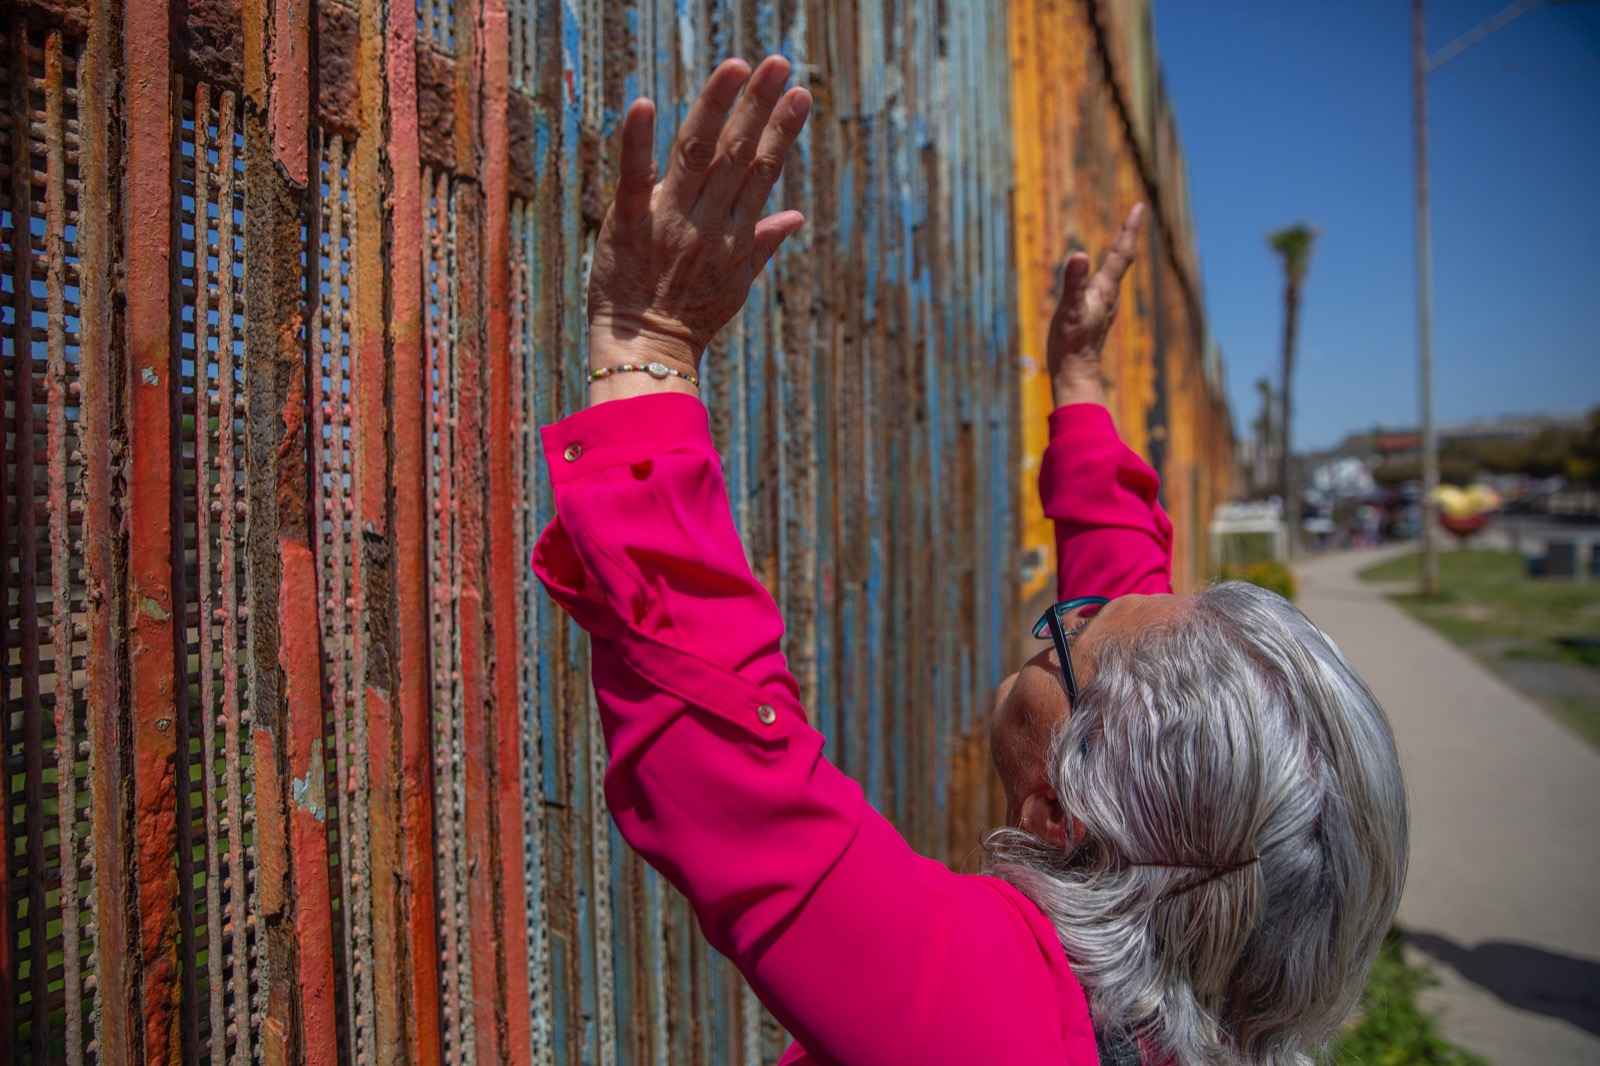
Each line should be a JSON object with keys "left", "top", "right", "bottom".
{"left": 1032, "top": 597, "right": 1110, "bottom": 703}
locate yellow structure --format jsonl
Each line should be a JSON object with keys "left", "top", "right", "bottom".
{"left": 1011, "top": 0, "right": 1237, "bottom": 603}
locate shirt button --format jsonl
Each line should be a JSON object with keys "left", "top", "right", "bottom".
{"left": 756, "top": 704, "right": 777, "bottom": 726}
{"left": 563, "top": 443, "right": 583, "bottom": 462}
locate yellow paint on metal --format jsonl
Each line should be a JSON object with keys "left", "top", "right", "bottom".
{"left": 1009, "top": 0, "right": 1236, "bottom": 601}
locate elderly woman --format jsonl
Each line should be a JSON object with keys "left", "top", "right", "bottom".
{"left": 534, "top": 55, "right": 1408, "bottom": 1065}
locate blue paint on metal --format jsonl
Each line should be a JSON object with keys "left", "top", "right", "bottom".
{"left": 607, "top": 819, "right": 635, "bottom": 1060}
{"left": 864, "top": 525, "right": 884, "bottom": 807}
{"left": 835, "top": 159, "right": 855, "bottom": 251}
{"left": 506, "top": 0, "right": 1138, "bottom": 1057}
{"left": 513, "top": 197, "right": 556, "bottom": 1053}
{"left": 623, "top": 7, "right": 641, "bottom": 104}
{"left": 558, "top": 2, "right": 604, "bottom": 1058}
{"left": 838, "top": 586, "right": 857, "bottom": 778}
{"left": 533, "top": 110, "right": 554, "bottom": 187}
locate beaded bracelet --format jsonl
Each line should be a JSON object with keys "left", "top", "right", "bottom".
{"left": 587, "top": 361, "right": 701, "bottom": 388}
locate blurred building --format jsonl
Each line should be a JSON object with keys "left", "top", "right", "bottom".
{"left": 1326, "top": 411, "right": 1588, "bottom": 465}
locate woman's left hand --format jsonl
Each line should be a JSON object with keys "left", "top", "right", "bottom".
{"left": 587, "top": 56, "right": 813, "bottom": 390}
{"left": 1047, "top": 204, "right": 1145, "bottom": 409}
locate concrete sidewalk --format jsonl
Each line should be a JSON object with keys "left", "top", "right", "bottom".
{"left": 1296, "top": 548, "right": 1600, "bottom": 1065}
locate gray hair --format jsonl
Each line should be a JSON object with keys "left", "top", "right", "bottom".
{"left": 984, "top": 581, "right": 1408, "bottom": 1065}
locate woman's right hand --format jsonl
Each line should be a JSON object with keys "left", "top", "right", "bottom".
{"left": 586, "top": 56, "right": 812, "bottom": 399}
{"left": 1047, "top": 204, "right": 1146, "bottom": 409}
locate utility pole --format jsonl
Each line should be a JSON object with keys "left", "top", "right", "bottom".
{"left": 1411, "top": 0, "right": 1589, "bottom": 597}
{"left": 1414, "top": 0, "right": 1439, "bottom": 596}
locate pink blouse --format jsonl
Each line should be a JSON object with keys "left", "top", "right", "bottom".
{"left": 533, "top": 394, "right": 1174, "bottom": 1065}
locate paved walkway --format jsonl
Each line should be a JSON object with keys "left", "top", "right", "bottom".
{"left": 1297, "top": 548, "right": 1600, "bottom": 1065}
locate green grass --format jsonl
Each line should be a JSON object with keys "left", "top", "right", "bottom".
{"left": 1328, "top": 929, "right": 1489, "bottom": 1065}
{"left": 1358, "top": 549, "right": 1600, "bottom": 749}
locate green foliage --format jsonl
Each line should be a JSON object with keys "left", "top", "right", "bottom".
{"left": 1268, "top": 223, "right": 1318, "bottom": 282}
{"left": 1217, "top": 561, "right": 1298, "bottom": 601}
{"left": 1576, "top": 406, "right": 1600, "bottom": 488}
{"left": 1358, "top": 549, "right": 1600, "bottom": 751}
{"left": 1367, "top": 406, "right": 1600, "bottom": 488}
{"left": 1477, "top": 423, "right": 1590, "bottom": 481}
{"left": 1216, "top": 530, "right": 1282, "bottom": 569}
{"left": 1327, "top": 929, "right": 1489, "bottom": 1065}
{"left": 1373, "top": 447, "right": 1480, "bottom": 489}
{"left": 1359, "top": 549, "right": 1600, "bottom": 647}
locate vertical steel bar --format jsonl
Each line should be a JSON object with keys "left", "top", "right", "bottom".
{"left": 120, "top": 0, "right": 184, "bottom": 1053}
{"left": 775, "top": 21, "right": 820, "bottom": 1037}
{"left": 510, "top": 194, "right": 555, "bottom": 1066}
{"left": 79, "top": 0, "right": 131, "bottom": 1052}
{"left": 481, "top": 0, "right": 536, "bottom": 1058}
{"left": 342, "top": 131, "right": 380, "bottom": 1066}
{"left": 385, "top": 1, "right": 444, "bottom": 1058}
{"left": 241, "top": 0, "right": 339, "bottom": 1050}
{"left": 441, "top": 0, "right": 499, "bottom": 1051}
{"left": 191, "top": 80, "right": 231, "bottom": 1066}
{"left": 586, "top": 691, "right": 617, "bottom": 1066}
{"left": 348, "top": 0, "right": 407, "bottom": 1054}
{"left": 43, "top": 35, "right": 87, "bottom": 1061}
{"left": 0, "top": 28, "right": 10, "bottom": 1038}
{"left": 0, "top": 47, "right": 9, "bottom": 1035}
{"left": 517, "top": 2, "right": 569, "bottom": 1050}
{"left": 544, "top": 1, "right": 589, "bottom": 1054}
{"left": 315, "top": 129, "right": 363, "bottom": 1063}
{"left": 458, "top": 180, "right": 496, "bottom": 1066}
{"left": 336, "top": 126, "right": 380, "bottom": 1064}
{"left": 213, "top": 90, "right": 257, "bottom": 1066}
{"left": 425, "top": 165, "right": 473, "bottom": 1064}
{"left": 172, "top": 76, "right": 206, "bottom": 1064}
{"left": 5, "top": 21, "right": 48, "bottom": 1062}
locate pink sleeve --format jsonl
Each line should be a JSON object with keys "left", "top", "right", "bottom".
{"left": 533, "top": 393, "right": 1098, "bottom": 1065}
{"left": 1040, "top": 404, "right": 1175, "bottom": 600}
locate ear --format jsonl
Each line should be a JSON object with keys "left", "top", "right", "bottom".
{"left": 990, "top": 672, "right": 1019, "bottom": 717}
{"left": 1018, "top": 787, "right": 1077, "bottom": 849}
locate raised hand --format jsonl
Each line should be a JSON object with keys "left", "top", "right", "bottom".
{"left": 587, "top": 56, "right": 813, "bottom": 395}
{"left": 1047, "top": 204, "right": 1146, "bottom": 408}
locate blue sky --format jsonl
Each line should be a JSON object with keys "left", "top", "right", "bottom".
{"left": 1152, "top": 0, "right": 1600, "bottom": 451}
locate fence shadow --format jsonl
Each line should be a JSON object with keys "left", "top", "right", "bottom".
{"left": 1408, "top": 930, "right": 1600, "bottom": 1036}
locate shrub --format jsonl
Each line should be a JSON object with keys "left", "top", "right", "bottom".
{"left": 1216, "top": 561, "right": 1298, "bottom": 601}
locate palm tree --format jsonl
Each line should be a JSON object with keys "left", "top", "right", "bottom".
{"left": 1253, "top": 376, "right": 1275, "bottom": 497}
{"left": 1268, "top": 223, "right": 1317, "bottom": 553}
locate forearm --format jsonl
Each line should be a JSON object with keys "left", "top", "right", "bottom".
{"left": 532, "top": 394, "right": 858, "bottom": 955}
{"left": 1040, "top": 404, "right": 1175, "bottom": 599}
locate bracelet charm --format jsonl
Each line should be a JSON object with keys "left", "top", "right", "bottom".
{"left": 588, "top": 361, "right": 701, "bottom": 388}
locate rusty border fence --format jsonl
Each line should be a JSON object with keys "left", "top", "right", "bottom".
{"left": 0, "top": 0, "right": 1235, "bottom": 1062}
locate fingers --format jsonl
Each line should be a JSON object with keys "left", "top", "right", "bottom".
{"left": 732, "top": 87, "right": 813, "bottom": 227}
{"left": 613, "top": 99, "right": 659, "bottom": 220}
{"left": 1055, "top": 252, "right": 1092, "bottom": 323}
{"left": 661, "top": 58, "right": 753, "bottom": 207}
{"left": 700, "top": 55, "right": 793, "bottom": 213}
{"left": 751, "top": 210, "right": 806, "bottom": 276}
{"left": 1094, "top": 203, "right": 1146, "bottom": 293}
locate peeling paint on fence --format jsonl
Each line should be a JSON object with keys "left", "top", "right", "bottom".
{"left": 1, "top": 0, "right": 1232, "bottom": 1062}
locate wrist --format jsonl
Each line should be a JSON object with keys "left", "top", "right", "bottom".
{"left": 588, "top": 314, "right": 703, "bottom": 376}
{"left": 585, "top": 322, "right": 705, "bottom": 408}
{"left": 1050, "top": 369, "right": 1108, "bottom": 410}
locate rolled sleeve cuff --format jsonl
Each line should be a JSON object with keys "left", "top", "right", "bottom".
{"left": 1046, "top": 402, "right": 1118, "bottom": 443}
{"left": 541, "top": 391, "right": 714, "bottom": 483}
